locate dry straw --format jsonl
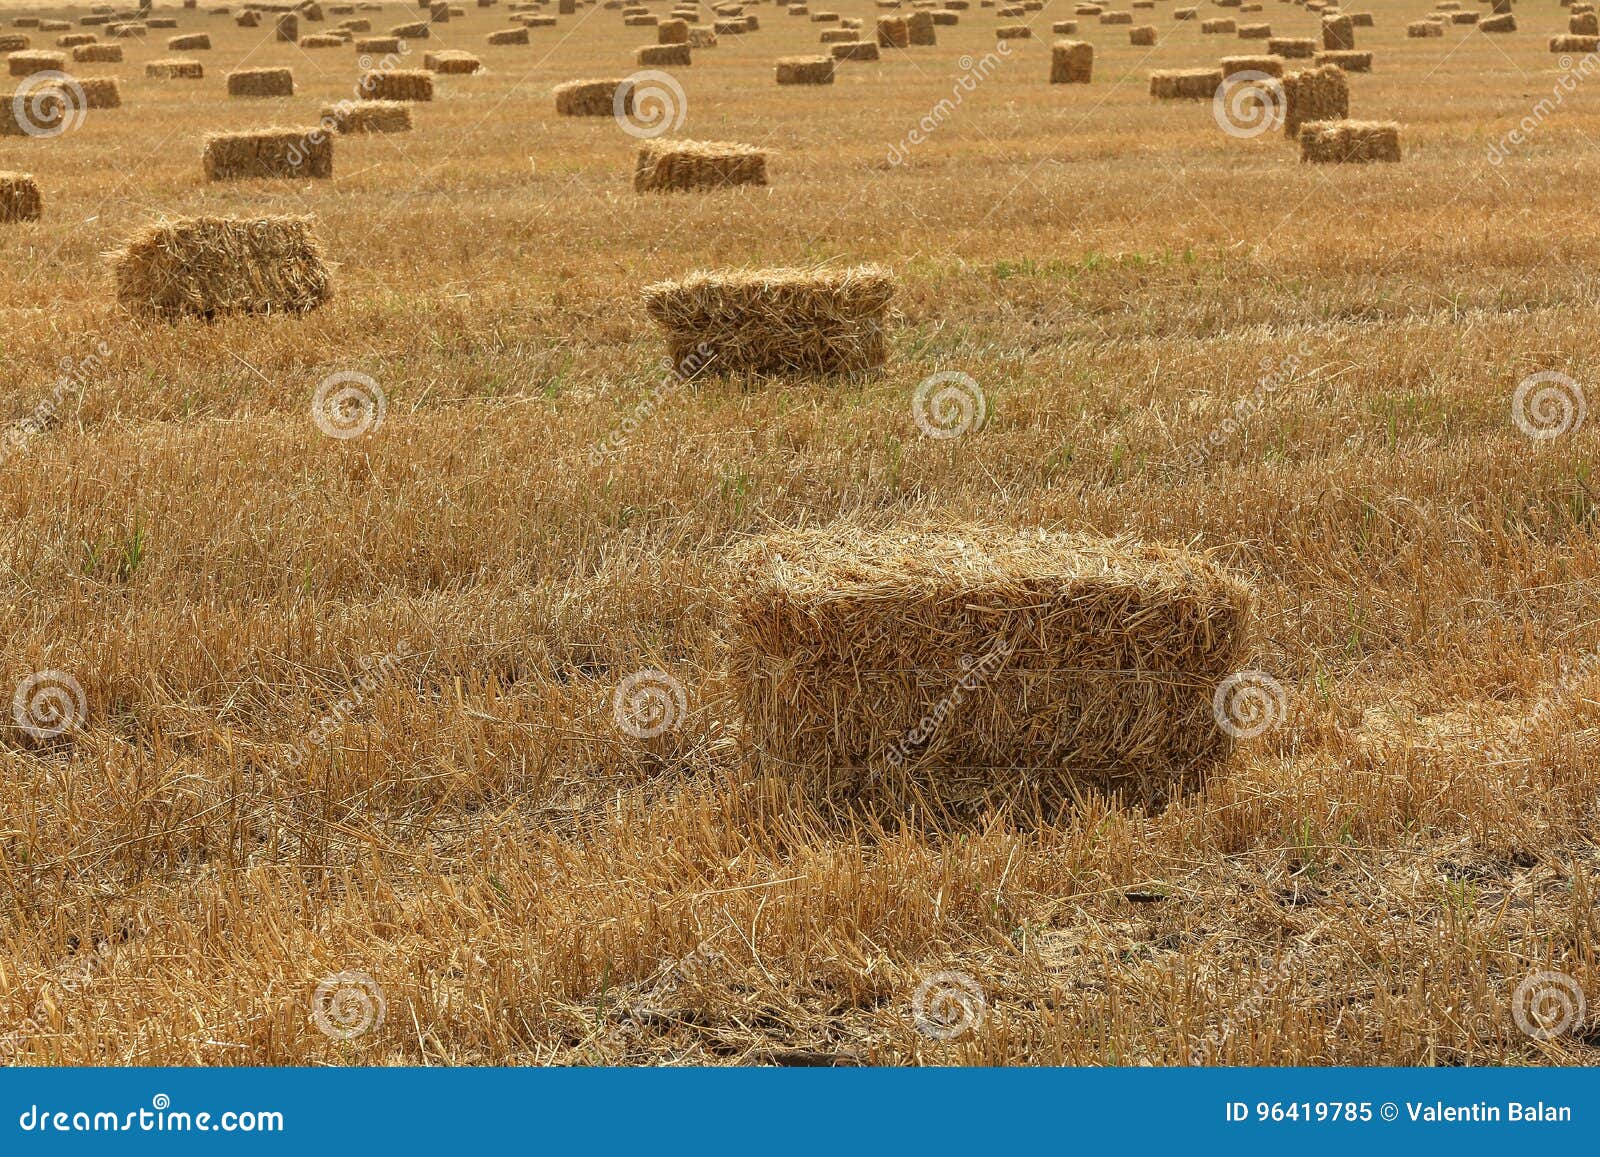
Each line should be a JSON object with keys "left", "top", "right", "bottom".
{"left": 636, "top": 43, "right": 691, "bottom": 64}
{"left": 642, "top": 264, "right": 896, "bottom": 375}
{"left": 203, "top": 128, "right": 332, "bottom": 180}
{"left": 110, "top": 215, "right": 333, "bottom": 319}
{"left": 71, "top": 43, "right": 122, "bottom": 62}
{"left": 996, "top": 24, "right": 1031, "bottom": 37}
{"left": 1174, "top": 6, "right": 1196, "bottom": 18}
{"left": 1129, "top": 24, "right": 1155, "bottom": 43}
{"left": 0, "top": 172, "right": 42, "bottom": 223}
{"left": 1050, "top": 40, "right": 1093, "bottom": 83}
{"left": 56, "top": 34, "right": 98, "bottom": 48}
{"left": 1551, "top": 33, "right": 1599, "bottom": 50}
{"left": 275, "top": 12, "right": 298, "bottom": 39}
{"left": 361, "top": 69, "right": 434, "bottom": 99}
{"left": 725, "top": 525, "right": 1256, "bottom": 813}
{"left": 1267, "top": 36, "right": 1313, "bottom": 55}
{"left": 322, "top": 99, "right": 412, "bottom": 132}
{"left": 554, "top": 77, "right": 633, "bottom": 115}
{"left": 228, "top": 67, "right": 294, "bottom": 96}
{"left": 659, "top": 17, "right": 689, "bottom": 40}
{"left": 634, "top": 138, "right": 769, "bottom": 192}
{"left": 53, "top": 75, "right": 120, "bottom": 107}
{"left": 1201, "top": 18, "right": 1235, "bottom": 32}
{"left": 147, "top": 58, "right": 204, "bottom": 77}
{"left": 168, "top": 32, "right": 211, "bottom": 48}
{"left": 1574, "top": 12, "right": 1599, "bottom": 34}
{"left": 1408, "top": 20, "right": 1443, "bottom": 36}
{"left": 0, "top": 34, "right": 30, "bottom": 50}
{"left": 9, "top": 51, "right": 67, "bottom": 77}
{"left": 775, "top": 55, "right": 834, "bottom": 83}
{"left": 390, "top": 19, "right": 428, "bottom": 36}
{"left": 1300, "top": 118, "right": 1399, "bottom": 163}
{"left": 1281, "top": 62, "right": 1347, "bottom": 138}
{"left": 355, "top": 35, "right": 402, "bottom": 51}
{"left": 1479, "top": 13, "right": 1515, "bottom": 31}
{"left": 236, "top": 9, "right": 261, "bottom": 24}
{"left": 831, "top": 39, "right": 878, "bottom": 59}
{"left": 1052, "top": 19, "right": 1077, "bottom": 32}
{"left": 1321, "top": 12, "right": 1353, "bottom": 48}
{"left": 487, "top": 26, "right": 529, "bottom": 42}
{"left": 1237, "top": 22, "right": 1270, "bottom": 37}
{"left": 1100, "top": 9, "right": 1132, "bottom": 22}
{"left": 299, "top": 32, "right": 345, "bottom": 46}
{"left": 1149, "top": 67, "right": 1221, "bottom": 98}
{"left": 688, "top": 26, "right": 718, "bottom": 45}
{"left": 1349, "top": 11, "right": 1373, "bottom": 25}
{"left": 820, "top": 28, "right": 857, "bottom": 41}
{"left": 876, "top": 14, "right": 909, "bottom": 45}
{"left": 424, "top": 49, "right": 483, "bottom": 71}
{"left": 1221, "top": 54, "right": 1281, "bottom": 78}
{"left": 1314, "top": 49, "right": 1369, "bottom": 71}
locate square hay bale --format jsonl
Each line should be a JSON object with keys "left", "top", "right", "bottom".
{"left": 1314, "top": 48, "right": 1369, "bottom": 70}
{"left": 1100, "top": 9, "right": 1132, "bottom": 22}
{"left": 1075, "top": 3, "right": 1103, "bottom": 12}
{"left": 876, "top": 13, "right": 909, "bottom": 44}
{"left": 1267, "top": 35, "right": 1314, "bottom": 55}
{"left": 361, "top": 68, "right": 434, "bottom": 99}
{"left": 147, "top": 57, "right": 204, "bottom": 77}
{"left": 11, "top": 17, "right": 39, "bottom": 28}
{"left": 1201, "top": 18, "right": 1235, "bottom": 32}
{"left": 168, "top": 32, "right": 211, "bottom": 48}
{"left": 1149, "top": 67, "right": 1220, "bottom": 97}
{"left": 1320, "top": 12, "right": 1352, "bottom": 47}
{"left": 1450, "top": 11, "right": 1478, "bottom": 22}
{"left": 832, "top": 38, "right": 878, "bottom": 58}
{"left": 488, "top": 26, "right": 530, "bottom": 41}
{"left": 203, "top": 127, "right": 332, "bottom": 180}
{"left": 322, "top": 99, "right": 412, "bottom": 132}
{"left": 634, "top": 138, "right": 768, "bottom": 192}
{"left": 299, "top": 33, "right": 346, "bottom": 45}
{"left": 56, "top": 34, "right": 99, "bottom": 47}
{"left": 108, "top": 22, "right": 147, "bottom": 37}
{"left": 339, "top": 17, "right": 372, "bottom": 31}
{"left": 9, "top": 51, "right": 67, "bottom": 77}
{"left": 275, "top": 12, "right": 298, "bottom": 38}
{"left": 1221, "top": 54, "right": 1282, "bottom": 77}
{"left": 688, "top": 25, "right": 718, "bottom": 44}
{"left": 906, "top": 9, "right": 935, "bottom": 41}
{"left": 554, "top": 77, "right": 633, "bottom": 114}
{"left": 1051, "top": 39, "right": 1093, "bottom": 82}
{"left": 1174, "top": 6, "right": 1196, "bottom": 17}
{"left": 111, "top": 214, "right": 332, "bottom": 319}
{"left": 1479, "top": 13, "right": 1516, "bottom": 30}
{"left": 236, "top": 10, "right": 261, "bottom": 25}
{"left": 72, "top": 43, "right": 123, "bottom": 61}
{"left": 776, "top": 54, "right": 834, "bottom": 83}
{"left": 931, "top": 9, "right": 958, "bottom": 22}
{"left": 1281, "top": 62, "right": 1346, "bottom": 136}
{"left": 390, "top": 20, "right": 429, "bottom": 35}
{"left": 51, "top": 75, "right": 120, "bottom": 107}
{"left": 1552, "top": 33, "right": 1599, "bottom": 50}
{"left": 1237, "top": 22, "right": 1270, "bottom": 36}
{"left": 1300, "top": 118, "right": 1398, "bottom": 163}
{"left": 0, "top": 171, "right": 42, "bottom": 223}
{"left": 1573, "top": 12, "right": 1599, "bottom": 33}
{"left": 227, "top": 67, "right": 294, "bottom": 96}
{"left": 712, "top": 18, "right": 745, "bottom": 33}
{"left": 636, "top": 42, "right": 691, "bottom": 64}
{"left": 1129, "top": 23, "right": 1155, "bottom": 42}
{"left": 0, "top": 34, "right": 31, "bottom": 51}
{"left": 997, "top": 24, "right": 1031, "bottom": 36}
{"left": 148, "top": 17, "right": 180, "bottom": 29}
{"left": 1408, "top": 19, "right": 1443, "bottom": 35}
{"left": 1052, "top": 19, "right": 1077, "bottom": 32}
{"left": 1348, "top": 10, "right": 1372, "bottom": 25}
{"left": 725, "top": 526, "right": 1256, "bottom": 811}
{"left": 355, "top": 35, "right": 402, "bottom": 51}
{"left": 998, "top": 3, "right": 1024, "bottom": 14}
{"left": 659, "top": 16, "right": 689, "bottom": 40}
{"left": 424, "top": 49, "right": 483, "bottom": 71}
{"left": 811, "top": 8, "right": 841, "bottom": 18}
{"left": 821, "top": 28, "right": 858, "bottom": 41}
{"left": 642, "top": 264, "right": 894, "bottom": 376}
{"left": 430, "top": 1, "right": 449, "bottom": 20}
{"left": 624, "top": 12, "right": 659, "bottom": 23}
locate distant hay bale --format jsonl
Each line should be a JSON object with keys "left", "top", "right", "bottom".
{"left": 1281, "top": 62, "right": 1346, "bottom": 137}
{"left": 1266, "top": 36, "right": 1311, "bottom": 55}
{"left": 876, "top": 14, "right": 909, "bottom": 44}
{"left": 906, "top": 9, "right": 935, "bottom": 41}
{"left": 56, "top": 33, "right": 98, "bottom": 47}
{"left": 831, "top": 39, "right": 878, "bottom": 58}
{"left": 390, "top": 19, "right": 428, "bottom": 35}
{"left": 1200, "top": 18, "right": 1235, "bottom": 32}
{"left": 725, "top": 526, "right": 1256, "bottom": 811}
{"left": 236, "top": 10, "right": 260, "bottom": 25}
{"left": 1479, "top": 13, "right": 1515, "bottom": 30}
{"left": 1573, "top": 12, "right": 1599, "bottom": 33}
{"left": 355, "top": 36, "right": 402, "bottom": 51}
{"left": 1321, "top": 12, "right": 1352, "bottom": 47}
{"left": 642, "top": 264, "right": 895, "bottom": 376}
{"left": 1052, "top": 18, "right": 1077, "bottom": 32}
{"left": 322, "top": 99, "right": 412, "bottom": 132}
{"left": 776, "top": 54, "right": 834, "bottom": 83}
{"left": 111, "top": 214, "right": 332, "bottom": 320}
{"left": 0, "top": 33, "right": 34, "bottom": 53}
{"left": 227, "top": 67, "right": 294, "bottom": 96}
{"left": 147, "top": 57, "right": 204, "bottom": 77}
{"left": 148, "top": 16, "right": 179, "bottom": 27}
{"left": 487, "top": 26, "right": 529, "bottom": 41}
{"left": 1221, "top": 54, "right": 1281, "bottom": 77}
{"left": 634, "top": 138, "right": 768, "bottom": 192}
{"left": 1149, "top": 67, "right": 1220, "bottom": 97}
{"left": 108, "top": 22, "right": 147, "bottom": 38}
{"left": 636, "top": 42, "right": 690, "bottom": 64}
{"left": 1408, "top": 20, "right": 1443, "bottom": 35}
{"left": 72, "top": 43, "right": 123, "bottom": 61}
{"left": 1100, "top": 9, "right": 1132, "bottom": 22}
{"left": 168, "top": 32, "right": 211, "bottom": 48}
{"left": 554, "top": 77, "right": 633, "bottom": 115}
{"left": 299, "top": 33, "right": 345, "bottom": 45}
{"left": 820, "top": 27, "right": 857, "bottom": 41}
{"left": 1300, "top": 118, "right": 1399, "bottom": 163}
{"left": 1314, "top": 49, "right": 1369, "bottom": 70}
{"left": 712, "top": 18, "right": 746, "bottom": 33}
{"left": 424, "top": 49, "right": 482, "bottom": 71}
{"left": 1450, "top": 11, "right": 1478, "bottom": 23}
{"left": 997, "top": 24, "right": 1031, "bottom": 36}
{"left": 1237, "top": 22, "right": 1270, "bottom": 37}
{"left": 1349, "top": 11, "right": 1373, "bottom": 25}
{"left": 1174, "top": 6, "right": 1196, "bottom": 17}
{"left": 275, "top": 12, "right": 298, "bottom": 38}
{"left": 339, "top": 17, "right": 372, "bottom": 31}
{"left": 1129, "top": 23, "right": 1155, "bottom": 42}
{"left": 9, "top": 51, "right": 67, "bottom": 78}
{"left": 0, "top": 172, "right": 42, "bottom": 223}
{"left": 1551, "top": 33, "right": 1599, "bottom": 50}
{"left": 43, "top": 74, "right": 119, "bottom": 108}
{"left": 430, "top": 1, "right": 449, "bottom": 20}
{"left": 659, "top": 16, "right": 689, "bottom": 40}
{"left": 361, "top": 68, "right": 434, "bottom": 99}
{"left": 623, "top": 12, "right": 659, "bottom": 24}
{"left": 688, "top": 25, "right": 718, "bottom": 45}
{"left": 203, "top": 127, "right": 331, "bottom": 180}
{"left": 1051, "top": 39, "right": 1093, "bottom": 82}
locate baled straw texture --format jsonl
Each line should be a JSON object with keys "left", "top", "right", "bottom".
{"left": 0, "top": 171, "right": 42, "bottom": 223}
{"left": 1407, "top": 20, "right": 1442, "bottom": 36}
{"left": 168, "top": 32, "right": 211, "bottom": 49}
{"left": 355, "top": 35, "right": 402, "bottom": 51}
{"left": 487, "top": 26, "right": 529, "bottom": 42}
{"left": 659, "top": 17, "right": 690, "bottom": 41}
{"left": 554, "top": 77, "right": 633, "bottom": 115}
{"left": 423, "top": 49, "right": 482, "bottom": 72}
{"left": 1551, "top": 34, "right": 1599, "bottom": 51}
{"left": 147, "top": 58, "right": 204, "bottom": 77}
{"left": 111, "top": 215, "right": 332, "bottom": 320}
{"left": 1321, "top": 12, "right": 1353, "bottom": 47}
{"left": 1050, "top": 39, "right": 1093, "bottom": 83}
{"left": 1149, "top": 67, "right": 1220, "bottom": 98}
{"left": 1221, "top": 54, "right": 1281, "bottom": 78}
{"left": 1281, "top": 62, "right": 1347, "bottom": 137}
{"left": 876, "top": 14, "right": 909, "bottom": 45}
{"left": 360, "top": 69, "right": 434, "bottom": 99}
{"left": 636, "top": 43, "right": 691, "bottom": 65}
{"left": 1237, "top": 21, "right": 1270, "bottom": 37}
{"left": 996, "top": 24, "right": 1031, "bottom": 37}
{"left": 832, "top": 39, "right": 878, "bottom": 59}
{"left": 642, "top": 264, "right": 896, "bottom": 376}
{"left": 1267, "top": 36, "right": 1314, "bottom": 56}
{"left": 202, "top": 127, "right": 332, "bottom": 180}
{"left": 725, "top": 526, "right": 1256, "bottom": 812}
{"left": 1299, "top": 118, "right": 1400, "bottom": 163}
{"left": 906, "top": 9, "right": 935, "bottom": 41}
{"left": 0, "top": 34, "right": 30, "bottom": 51}
{"left": 634, "top": 138, "right": 768, "bottom": 192}
{"left": 1200, "top": 18, "right": 1235, "bottom": 32}
{"left": 321, "top": 99, "right": 412, "bottom": 132}
{"left": 56, "top": 34, "right": 98, "bottom": 48}
{"left": 1129, "top": 24, "right": 1155, "bottom": 43}
{"left": 9, "top": 50, "right": 67, "bottom": 77}
{"left": 1479, "top": 13, "right": 1515, "bottom": 31}
{"left": 775, "top": 55, "right": 834, "bottom": 83}
{"left": 227, "top": 67, "right": 294, "bottom": 96}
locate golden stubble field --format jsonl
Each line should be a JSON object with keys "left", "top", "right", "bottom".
{"left": 0, "top": 0, "right": 1598, "bottom": 1065}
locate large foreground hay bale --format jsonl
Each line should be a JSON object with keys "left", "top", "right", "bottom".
{"left": 1299, "top": 118, "right": 1399, "bottom": 162}
{"left": 147, "top": 57, "right": 204, "bottom": 77}
{"left": 227, "top": 67, "right": 294, "bottom": 96}
{"left": 202, "top": 127, "right": 332, "bottom": 179}
{"left": 1281, "top": 62, "right": 1346, "bottom": 137}
{"left": 111, "top": 215, "right": 332, "bottom": 319}
{"left": 1050, "top": 39, "right": 1093, "bottom": 82}
{"left": 635, "top": 138, "right": 768, "bottom": 192}
{"left": 1149, "top": 66, "right": 1220, "bottom": 97}
{"left": 642, "top": 264, "right": 895, "bottom": 376}
{"left": 0, "top": 172, "right": 42, "bottom": 223}
{"left": 360, "top": 68, "right": 434, "bottom": 99}
{"left": 775, "top": 54, "right": 834, "bottom": 83}
{"left": 322, "top": 99, "right": 412, "bottom": 132}
{"left": 554, "top": 77, "right": 633, "bottom": 114}
{"left": 726, "top": 526, "right": 1256, "bottom": 811}
{"left": 832, "top": 38, "right": 878, "bottom": 58}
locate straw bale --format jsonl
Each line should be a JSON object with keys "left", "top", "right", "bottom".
{"left": 876, "top": 13, "right": 909, "bottom": 43}
{"left": 1148, "top": 66, "right": 1219, "bottom": 97}
{"left": 487, "top": 26, "right": 529, "bottom": 41}
{"left": 554, "top": 76, "right": 633, "bottom": 114}
{"left": 634, "top": 138, "right": 768, "bottom": 192}
{"left": 227, "top": 66, "right": 294, "bottom": 95}
{"left": 1201, "top": 17, "right": 1235, "bottom": 31}
{"left": 1220, "top": 53, "right": 1281, "bottom": 77}
{"left": 0, "top": 171, "right": 42, "bottom": 223}
{"left": 111, "top": 214, "right": 332, "bottom": 319}
{"left": 776, "top": 54, "right": 834, "bottom": 82}
{"left": 147, "top": 57, "right": 204, "bottom": 76}
{"left": 1479, "top": 12, "right": 1515, "bottom": 29}
{"left": 1551, "top": 33, "right": 1599, "bottom": 49}
{"left": 831, "top": 38, "right": 878, "bottom": 58}
{"left": 1050, "top": 38, "right": 1092, "bottom": 82}
{"left": 423, "top": 49, "right": 482, "bottom": 71}
{"left": 636, "top": 42, "right": 690, "bottom": 63}
{"left": 1129, "top": 23, "right": 1155, "bottom": 43}
{"left": 1281, "top": 62, "right": 1345, "bottom": 136}
{"left": 1299, "top": 117, "right": 1399, "bottom": 162}
{"left": 360, "top": 68, "right": 434, "bottom": 99}
{"left": 168, "top": 32, "right": 211, "bottom": 48}
{"left": 72, "top": 43, "right": 122, "bottom": 61}
{"left": 203, "top": 126, "right": 331, "bottom": 179}
{"left": 1313, "top": 48, "right": 1368, "bottom": 70}
{"left": 9, "top": 51, "right": 66, "bottom": 77}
